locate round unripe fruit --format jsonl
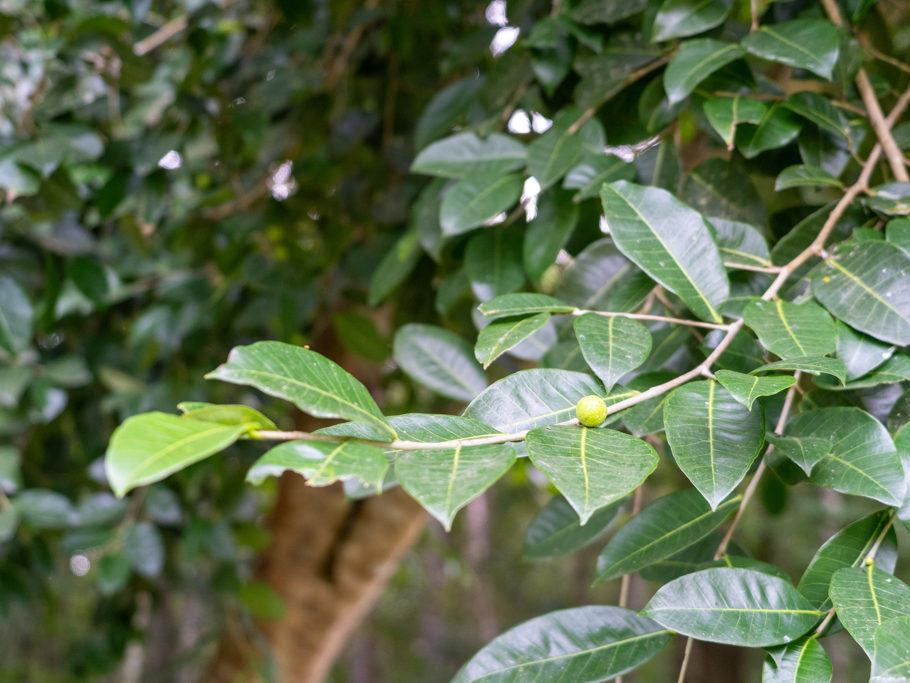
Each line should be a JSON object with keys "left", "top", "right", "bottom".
{"left": 576, "top": 395, "right": 608, "bottom": 428}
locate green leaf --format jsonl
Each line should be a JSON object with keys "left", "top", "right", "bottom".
{"left": 752, "top": 357, "right": 847, "bottom": 385}
{"left": 247, "top": 440, "right": 389, "bottom": 490}
{"left": 105, "top": 413, "right": 247, "bottom": 497}
{"left": 595, "top": 488, "right": 740, "bottom": 583}
{"left": 711, "top": 218, "right": 771, "bottom": 269}
{"left": 643, "top": 568, "right": 824, "bottom": 646}
{"left": 475, "top": 313, "right": 551, "bottom": 369}
{"left": 836, "top": 321, "right": 895, "bottom": 381}
{"left": 0, "top": 275, "right": 34, "bottom": 355}
{"left": 368, "top": 229, "right": 422, "bottom": 306}
{"left": 601, "top": 181, "right": 729, "bottom": 323}
{"left": 463, "top": 369, "right": 604, "bottom": 433}
{"left": 866, "top": 182, "right": 910, "bottom": 216}
{"left": 393, "top": 324, "right": 487, "bottom": 402}
{"left": 439, "top": 172, "right": 524, "bottom": 236}
{"left": 478, "top": 293, "right": 575, "bottom": 319}
{"left": 563, "top": 154, "right": 635, "bottom": 201}
{"left": 797, "top": 510, "right": 899, "bottom": 609}
{"left": 526, "top": 426, "right": 658, "bottom": 524}
{"left": 653, "top": 0, "right": 733, "bottom": 42}
{"left": 574, "top": 314, "right": 651, "bottom": 393}
{"left": 664, "top": 39, "right": 744, "bottom": 104}
{"left": 829, "top": 565, "right": 910, "bottom": 657}
{"left": 765, "top": 433, "right": 830, "bottom": 476}
{"left": 703, "top": 95, "right": 767, "bottom": 149}
{"left": 783, "top": 92, "right": 851, "bottom": 142}
{"left": 683, "top": 158, "right": 767, "bottom": 227}
{"left": 811, "top": 240, "right": 910, "bottom": 345}
{"left": 523, "top": 495, "right": 623, "bottom": 561}
{"left": 814, "top": 354, "right": 910, "bottom": 391}
{"left": 785, "top": 407, "right": 904, "bottom": 506}
{"left": 123, "top": 522, "right": 165, "bottom": 578}
{"left": 524, "top": 190, "right": 579, "bottom": 279}
{"left": 206, "top": 341, "right": 396, "bottom": 440}
{"left": 573, "top": 0, "right": 647, "bottom": 24}
{"left": 528, "top": 110, "right": 603, "bottom": 190}
{"left": 886, "top": 217, "right": 910, "bottom": 254}
{"left": 622, "top": 372, "right": 675, "bottom": 437}
{"left": 465, "top": 225, "right": 525, "bottom": 301}
{"left": 0, "top": 507, "right": 18, "bottom": 543}
{"left": 388, "top": 413, "right": 502, "bottom": 442}
{"left": 715, "top": 370, "right": 795, "bottom": 410}
{"left": 738, "top": 104, "right": 802, "bottom": 159}
{"left": 452, "top": 606, "right": 672, "bottom": 683}
{"left": 775, "top": 164, "right": 842, "bottom": 191}
{"left": 742, "top": 299, "right": 836, "bottom": 360}
{"left": 762, "top": 635, "right": 832, "bottom": 683}
{"left": 664, "top": 380, "right": 765, "bottom": 509}
{"left": 176, "top": 403, "right": 276, "bottom": 431}
{"left": 396, "top": 443, "right": 515, "bottom": 531}
{"left": 414, "top": 77, "right": 484, "bottom": 150}
{"left": 741, "top": 18, "right": 840, "bottom": 80}
{"left": 872, "top": 616, "right": 910, "bottom": 682}
{"left": 555, "top": 238, "right": 646, "bottom": 312}
{"left": 411, "top": 132, "right": 526, "bottom": 178}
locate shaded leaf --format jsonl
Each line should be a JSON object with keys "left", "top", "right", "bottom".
{"left": 653, "top": 0, "right": 733, "bottom": 42}
{"left": 563, "top": 154, "right": 635, "bottom": 201}
{"left": 524, "top": 189, "right": 579, "bottom": 279}
{"left": 703, "top": 95, "right": 767, "bottom": 149}
{"left": 394, "top": 324, "right": 487, "bottom": 402}
{"left": 711, "top": 218, "right": 771, "bottom": 269}
{"left": 555, "top": 238, "right": 648, "bottom": 312}
{"left": 176, "top": 403, "right": 276, "bottom": 431}
{"left": 765, "top": 434, "right": 830, "bottom": 476}
{"left": 783, "top": 91, "right": 851, "bottom": 142}
{"left": 439, "top": 172, "right": 524, "bottom": 236}
{"left": 478, "top": 293, "right": 575, "bottom": 319}
{"left": 368, "top": 229, "right": 422, "bottom": 306}
{"left": 775, "top": 164, "right": 842, "bottom": 191}
{"left": 664, "top": 39, "right": 744, "bottom": 104}
{"left": 0, "top": 275, "right": 34, "bottom": 355}
{"left": 683, "top": 158, "right": 766, "bottom": 226}
{"left": 247, "top": 440, "right": 389, "bottom": 490}
{"left": 752, "top": 356, "right": 847, "bottom": 385}
{"left": 465, "top": 225, "right": 525, "bottom": 301}
{"left": 715, "top": 370, "right": 795, "bottom": 410}
{"left": 575, "top": 313, "right": 651, "bottom": 392}
{"left": 738, "top": 104, "right": 802, "bottom": 159}
{"left": 411, "top": 132, "right": 526, "bottom": 178}
{"left": 523, "top": 495, "right": 623, "bottom": 561}
{"left": 528, "top": 110, "right": 603, "bottom": 190}
{"left": 122, "top": 522, "right": 165, "bottom": 578}
{"left": 836, "top": 321, "right": 895, "bottom": 381}
{"left": 475, "top": 313, "right": 551, "bottom": 368}
{"left": 742, "top": 19, "right": 840, "bottom": 80}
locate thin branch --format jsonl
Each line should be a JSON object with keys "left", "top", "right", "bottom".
{"left": 723, "top": 261, "right": 782, "bottom": 274}
{"left": 750, "top": 0, "right": 759, "bottom": 32}
{"left": 860, "top": 39, "right": 910, "bottom": 75}
{"left": 618, "top": 486, "right": 644, "bottom": 607}
{"left": 676, "top": 638, "right": 695, "bottom": 683}
{"left": 571, "top": 309, "right": 731, "bottom": 331}
{"left": 134, "top": 0, "right": 243, "bottom": 56}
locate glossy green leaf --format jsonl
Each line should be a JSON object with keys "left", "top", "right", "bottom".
{"left": 206, "top": 341, "right": 396, "bottom": 440}
{"left": 524, "top": 190, "right": 579, "bottom": 278}
{"left": 368, "top": 229, "right": 422, "bottom": 306}
{"left": 762, "top": 635, "right": 832, "bottom": 683}
{"left": 387, "top": 413, "right": 502, "bottom": 443}
{"left": 622, "top": 372, "right": 675, "bottom": 437}
{"left": 439, "top": 172, "right": 524, "bottom": 236}
{"left": 523, "top": 495, "right": 623, "bottom": 561}
{"left": 601, "top": 181, "right": 729, "bottom": 323}
{"left": 574, "top": 314, "right": 651, "bottom": 392}
{"left": 478, "top": 293, "right": 575, "bottom": 319}
{"left": 105, "top": 413, "right": 247, "bottom": 497}
{"left": 886, "top": 217, "right": 910, "bottom": 254}
{"left": 683, "top": 158, "right": 766, "bottom": 226}
{"left": 653, "top": 0, "right": 733, "bottom": 42}
{"left": 742, "top": 299, "right": 836, "bottom": 360}
{"left": 836, "top": 321, "right": 894, "bottom": 381}
{"left": 741, "top": 19, "right": 840, "bottom": 80}
{"left": 595, "top": 488, "right": 740, "bottom": 583}
{"left": 765, "top": 434, "right": 830, "bottom": 476}
{"left": 563, "top": 154, "right": 635, "bottom": 201}
{"left": 785, "top": 408, "right": 904, "bottom": 506}
{"left": 814, "top": 354, "right": 910, "bottom": 390}
{"left": 643, "top": 568, "right": 823, "bottom": 646}
{"left": 775, "top": 164, "right": 842, "bottom": 191}
{"left": 411, "top": 132, "right": 526, "bottom": 178}
{"left": 829, "top": 565, "right": 910, "bottom": 657}
{"left": 871, "top": 616, "right": 910, "bottom": 682}
{"left": 464, "top": 369, "right": 604, "bottom": 433}
{"left": 465, "top": 225, "right": 525, "bottom": 301}
{"left": 555, "top": 239, "right": 646, "bottom": 312}
{"left": 715, "top": 370, "right": 795, "bottom": 410}
{"left": 783, "top": 91, "right": 851, "bottom": 142}
{"left": 247, "top": 440, "right": 389, "bottom": 490}
{"left": 526, "top": 426, "right": 658, "bottom": 524}
{"left": 811, "top": 240, "right": 910, "bottom": 345}
{"left": 751, "top": 357, "right": 847, "bottom": 385}
{"left": 394, "top": 324, "right": 487, "bottom": 402}
{"left": 573, "top": 0, "right": 647, "bottom": 25}
{"left": 711, "top": 218, "right": 771, "bottom": 269}
{"left": 176, "top": 403, "right": 276, "bottom": 431}
{"left": 664, "top": 39, "right": 744, "bottom": 104}
{"left": 703, "top": 95, "right": 767, "bottom": 149}
{"left": 527, "top": 110, "right": 603, "bottom": 190}
{"left": 475, "top": 313, "right": 551, "bottom": 368}
{"left": 396, "top": 443, "right": 515, "bottom": 531}
{"left": 797, "top": 510, "right": 899, "bottom": 609}
{"left": 0, "top": 275, "right": 33, "bottom": 355}
{"left": 738, "top": 104, "right": 802, "bottom": 159}
{"left": 664, "top": 380, "right": 765, "bottom": 509}
{"left": 452, "top": 606, "right": 672, "bottom": 683}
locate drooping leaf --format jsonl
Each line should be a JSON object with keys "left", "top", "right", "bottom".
{"left": 206, "top": 341, "right": 396, "bottom": 440}
{"left": 465, "top": 225, "right": 526, "bottom": 301}
{"left": 775, "top": 164, "right": 842, "bottom": 191}
{"left": 595, "top": 488, "right": 740, "bottom": 583}
{"left": 555, "top": 238, "right": 648, "bottom": 312}
{"left": 0, "top": 275, "right": 34, "bottom": 355}
{"left": 122, "top": 522, "right": 165, "bottom": 578}
{"left": 738, "top": 104, "right": 802, "bottom": 159}
{"left": 829, "top": 565, "right": 910, "bottom": 657}
{"left": 811, "top": 240, "right": 910, "bottom": 345}
{"left": 176, "top": 403, "right": 276, "bottom": 431}
{"left": 664, "top": 39, "right": 744, "bottom": 104}
{"left": 601, "top": 181, "right": 729, "bottom": 323}
{"left": 452, "top": 606, "right": 672, "bottom": 683}
{"left": 105, "top": 413, "right": 248, "bottom": 497}
{"left": 247, "top": 440, "right": 389, "bottom": 490}
{"left": 395, "top": 443, "right": 515, "bottom": 531}
{"left": 741, "top": 18, "right": 840, "bottom": 80}
{"left": 574, "top": 313, "right": 651, "bottom": 392}
{"left": 475, "top": 313, "right": 551, "bottom": 368}
{"left": 703, "top": 95, "right": 767, "bottom": 149}
{"left": 478, "top": 293, "right": 575, "bottom": 319}
{"left": 524, "top": 189, "right": 579, "bottom": 279}
{"left": 871, "top": 617, "right": 910, "bottom": 682}
{"left": 653, "top": 0, "right": 733, "bottom": 42}
{"left": 527, "top": 110, "right": 603, "bottom": 190}
{"left": 797, "top": 510, "right": 899, "bottom": 609}
{"left": 523, "top": 495, "right": 623, "bottom": 561}
{"left": 765, "top": 434, "right": 830, "bottom": 476}
{"left": 439, "top": 172, "right": 524, "bottom": 236}
{"left": 411, "top": 132, "right": 526, "bottom": 178}
{"left": 752, "top": 356, "right": 847, "bottom": 385}
{"left": 683, "top": 158, "right": 766, "bottom": 226}
{"left": 715, "top": 370, "right": 795, "bottom": 410}
{"left": 762, "top": 635, "right": 832, "bottom": 683}
{"left": 664, "top": 380, "right": 765, "bottom": 508}
{"left": 742, "top": 299, "right": 836, "bottom": 360}
{"left": 783, "top": 91, "right": 851, "bottom": 142}
{"left": 393, "top": 324, "right": 487, "bottom": 402}
{"left": 526, "top": 426, "right": 658, "bottom": 524}
{"left": 563, "top": 154, "right": 635, "bottom": 201}
{"left": 836, "top": 321, "right": 895, "bottom": 381}
{"left": 643, "top": 568, "right": 823, "bottom": 646}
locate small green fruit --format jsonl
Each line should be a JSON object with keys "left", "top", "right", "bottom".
{"left": 576, "top": 395, "right": 607, "bottom": 428}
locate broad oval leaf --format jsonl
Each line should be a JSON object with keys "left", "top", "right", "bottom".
{"left": 829, "top": 565, "right": 910, "bottom": 657}
{"left": 246, "top": 440, "right": 389, "bottom": 490}
{"left": 664, "top": 380, "right": 765, "bottom": 509}
{"left": 478, "top": 293, "right": 575, "bottom": 319}
{"left": 762, "top": 635, "right": 832, "bottom": 683}
{"left": 394, "top": 324, "right": 487, "bottom": 402}
{"left": 528, "top": 110, "right": 603, "bottom": 190}
{"left": 738, "top": 104, "right": 802, "bottom": 159}
{"left": 595, "top": 488, "right": 740, "bottom": 583}
{"left": 872, "top": 616, "right": 910, "bottom": 682}
{"left": 465, "top": 225, "right": 525, "bottom": 301}
{"left": 784, "top": 91, "right": 851, "bottom": 142}
{"left": 664, "top": 39, "right": 744, "bottom": 104}
{"left": 555, "top": 238, "right": 647, "bottom": 313}
{"left": 814, "top": 354, "right": 910, "bottom": 391}
{"left": 643, "top": 568, "right": 824, "bottom": 647}
{"left": 752, "top": 356, "right": 847, "bottom": 385}
{"left": 574, "top": 313, "right": 651, "bottom": 392}
{"left": 476, "top": 313, "right": 551, "bottom": 369}
{"left": 836, "top": 321, "right": 894, "bottom": 381}
{"left": 704, "top": 95, "right": 767, "bottom": 149}
{"left": 105, "top": 413, "right": 247, "bottom": 497}
{"left": 0, "top": 275, "right": 34, "bottom": 355}
{"left": 602, "top": 181, "right": 729, "bottom": 323}
{"left": 742, "top": 299, "right": 836, "bottom": 360}
{"left": 411, "top": 132, "right": 526, "bottom": 178}
{"left": 523, "top": 495, "right": 623, "bottom": 561}
{"left": 206, "top": 341, "right": 396, "bottom": 440}
{"left": 463, "top": 369, "right": 604, "bottom": 433}
{"left": 683, "top": 158, "right": 767, "bottom": 227}
{"left": 526, "top": 426, "right": 658, "bottom": 524}
{"left": 775, "top": 164, "right": 842, "bottom": 191}
{"left": 741, "top": 18, "right": 840, "bottom": 80}
{"left": 452, "top": 605, "right": 672, "bottom": 683}
{"left": 524, "top": 189, "right": 580, "bottom": 278}
{"left": 715, "top": 370, "right": 795, "bottom": 410}
{"left": 439, "top": 172, "right": 524, "bottom": 236}
{"left": 395, "top": 443, "right": 515, "bottom": 531}
{"left": 563, "top": 154, "right": 635, "bottom": 201}
{"left": 653, "top": 0, "right": 733, "bottom": 41}
{"left": 711, "top": 218, "right": 771, "bottom": 269}
{"left": 811, "top": 240, "right": 910, "bottom": 345}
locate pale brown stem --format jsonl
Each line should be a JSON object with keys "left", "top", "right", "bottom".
{"left": 676, "top": 638, "right": 695, "bottom": 683}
